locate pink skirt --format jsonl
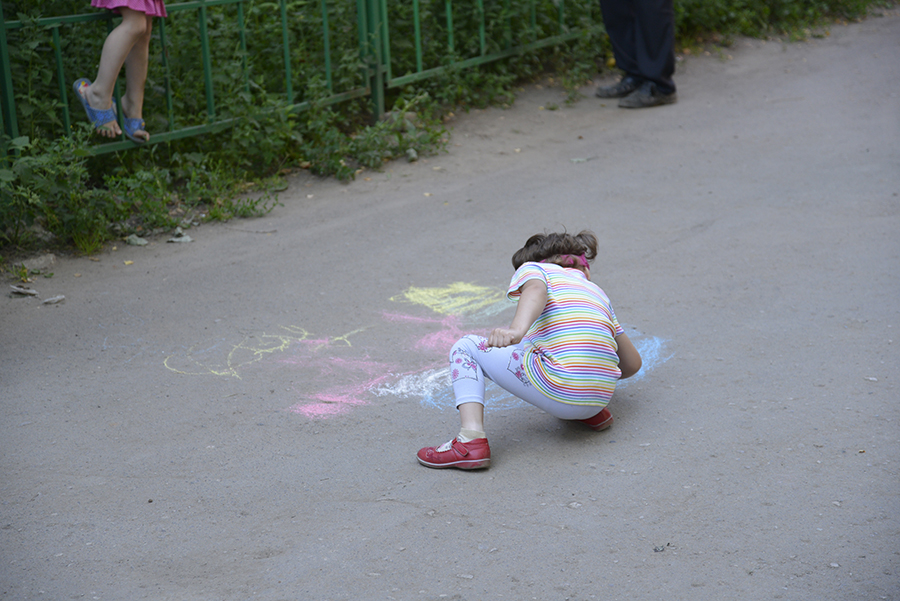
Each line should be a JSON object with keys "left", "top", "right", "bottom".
{"left": 91, "top": 0, "right": 167, "bottom": 18}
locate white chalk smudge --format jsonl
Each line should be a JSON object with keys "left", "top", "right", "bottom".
{"left": 371, "top": 366, "right": 526, "bottom": 412}
{"left": 373, "top": 367, "right": 450, "bottom": 399}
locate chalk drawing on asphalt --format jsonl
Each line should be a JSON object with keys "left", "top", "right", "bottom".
{"left": 390, "top": 282, "right": 509, "bottom": 318}
{"left": 163, "top": 325, "right": 368, "bottom": 379}
{"left": 163, "top": 281, "right": 671, "bottom": 419}
{"left": 285, "top": 356, "right": 397, "bottom": 419}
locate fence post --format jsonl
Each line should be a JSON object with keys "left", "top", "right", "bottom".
{"left": 0, "top": 3, "right": 20, "bottom": 139}
{"left": 198, "top": 0, "right": 217, "bottom": 120}
{"left": 358, "top": 0, "right": 385, "bottom": 120}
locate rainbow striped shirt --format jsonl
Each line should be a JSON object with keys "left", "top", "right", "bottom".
{"left": 508, "top": 262, "right": 624, "bottom": 406}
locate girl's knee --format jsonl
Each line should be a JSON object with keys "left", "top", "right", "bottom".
{"left": 449, "top": 337, "right": 474, "bottom": 363}
{"left": 449, "top": 336, "right": 487, "bottom": 376}
{"left": 450, "top": 335, "right": 484, "bottom": 355}
{"left": 120, "top": 9, "right": 151, "bottom": 37}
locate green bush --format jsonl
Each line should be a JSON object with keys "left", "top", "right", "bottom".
{"left": 0, "top": 129, "right": 113, "bottom": 253}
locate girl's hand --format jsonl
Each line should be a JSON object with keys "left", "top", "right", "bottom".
{"left": 488, "top": 328, "right": 524, "bottom": 348}
{"left": 488, "top": 279, "right": 548, "bottom": 348}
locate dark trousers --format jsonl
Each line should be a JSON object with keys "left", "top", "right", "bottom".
{"left": 599, "top": 0, "right": 676, "bottom": 93}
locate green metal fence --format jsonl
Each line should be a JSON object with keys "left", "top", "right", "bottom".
{"left": 1, "top": 0, "right": 588, "bottom": 155}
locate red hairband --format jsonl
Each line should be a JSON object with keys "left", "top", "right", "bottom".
{"left": 541, "top": 254, "right": 588, "bottom": 268}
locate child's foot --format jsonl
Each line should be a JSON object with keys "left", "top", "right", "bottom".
{"left": 121, "top": 114, "right": 149, "bottom": 144}
{"left": 120, "top": 98, "right": 149, "bottom": 144}
{"left": 417, "top": 437, "right": 491, "bottom": 470}
{"left": 580, "top": 407, "right": 613, "bottom": 431}
{"left": 73, "top": 79, "right": 121, "bottom": 138}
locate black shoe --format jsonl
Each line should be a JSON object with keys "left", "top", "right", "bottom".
{"left": 595, "top": 76, "right": 642, "bottom": 98}
{"left": 618, "top": 81, "right": 677, "bottom": 108}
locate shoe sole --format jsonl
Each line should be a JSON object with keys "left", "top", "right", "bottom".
{"left": 618, "top": 94, "right": 678, "bottom": 108}
{"left": 586, "top": 416, "right": 613, "bottom": 431}
{"left": 416, "top": 457, "right": 491, "bottom": 470}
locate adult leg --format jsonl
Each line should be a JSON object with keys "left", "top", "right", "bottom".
{"left": 633, "top": 0, "right": 676, "bottom": 93}
{"left": 598, "top": 0, "right": 639, "bottom": 79}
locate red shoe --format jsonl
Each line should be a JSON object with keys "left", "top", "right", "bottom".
{"left": 417, "top": 437, "right": 491, "bottom": 470}
{"left": 580, "top": 407, "right": 613, "bottom": 431}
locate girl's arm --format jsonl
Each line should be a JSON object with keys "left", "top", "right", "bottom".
{"left": 615, "top": 333, "right": 642, "bottom": 379}
{"left": 488, "top": 279, "right": 548, "bottom": 348}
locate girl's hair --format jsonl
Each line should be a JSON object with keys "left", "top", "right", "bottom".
{"left": 511, "top": 230, "right": 598, "bottom": 270}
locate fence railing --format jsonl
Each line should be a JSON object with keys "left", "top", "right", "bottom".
{"left": 1, "top": 0, "right": 588, "bottom": 155}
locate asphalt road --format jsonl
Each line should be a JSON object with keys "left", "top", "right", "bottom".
{"left": 2, "top": 10, "right": 898, "bottom": 601}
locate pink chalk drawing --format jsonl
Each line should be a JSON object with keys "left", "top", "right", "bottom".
{"left": 283, "top": 311, "right": 490, "bottom": 419}
{"left": 382, "top": 311, "right": 487, "bottom": 355}
{"left": 289, "top": 373, "right": 396, "bottom": 418}
{"left": 285, "top": 356, "right": 398, "bottom": 418}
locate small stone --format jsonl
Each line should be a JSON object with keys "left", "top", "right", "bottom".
{"left": 10, "top": 285, "right": 38, "bottom": 296}
{"left": 167, "top": 227, "right": 193, "bottom": 243}
{"left": 21, "top": 253, "right": 57, "bottom": 272}
{"left": 406, "top": 148, "right": 418, "bottom": 162}
{"left": 830, "top": 563, "right": 840, "bottom": 568}
{"left": 125, "top": 234, "right": 148, "bottom": 246}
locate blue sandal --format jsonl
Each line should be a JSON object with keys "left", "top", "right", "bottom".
{"left": 73, "top": 78, "right": 117, "bottom": 133}
{"left": 122, "top": 115, "right": 148, "bottom": 144}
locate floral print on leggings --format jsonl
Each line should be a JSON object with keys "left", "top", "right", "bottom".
{"left": 507, "top": 348, "right": 531, "bottom": 387}
{"left": 450, "top": 346, "right": 479, "bottom": 382}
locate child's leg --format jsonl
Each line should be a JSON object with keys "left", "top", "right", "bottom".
{"left": 417, "top": 336, "right": 608, "bottom": 469}
{"left": 416, "top": 336, "right": 496, "bottom": 469}
{"left": 84, "top": 8, "right": 150, "bottom": 137}
{"left": 451, "top": 335, "right": 604, "bottom": 421}
{"left": 120, "top": 12, "right": 154, "bottom": 141}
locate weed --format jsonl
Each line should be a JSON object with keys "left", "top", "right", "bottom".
{"left": 9, "top": 263, "right": 29, "bottom": 282}
{"left": 71, "top": 222, "right": 106, "bottom": 255}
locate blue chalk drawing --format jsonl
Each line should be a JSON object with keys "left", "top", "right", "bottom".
{"left": 618, "top": 334, "right": 673, "bottom": 387}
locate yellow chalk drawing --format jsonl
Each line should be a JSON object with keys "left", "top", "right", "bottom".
{"left": 166, "top": 281, "right": 509, "bottom": 380}
{"left": 164, "top": 325, "right": 368, "bottom": 378}
{"left": 391, "top": 282, "right": 506, "bottom": 316}
{"left": 329, "top": 327, "right": 368, "bottom": 348}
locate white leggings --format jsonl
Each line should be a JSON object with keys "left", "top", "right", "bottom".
{"left": 450, "top": 335, "right": 605, "bottom": 421}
